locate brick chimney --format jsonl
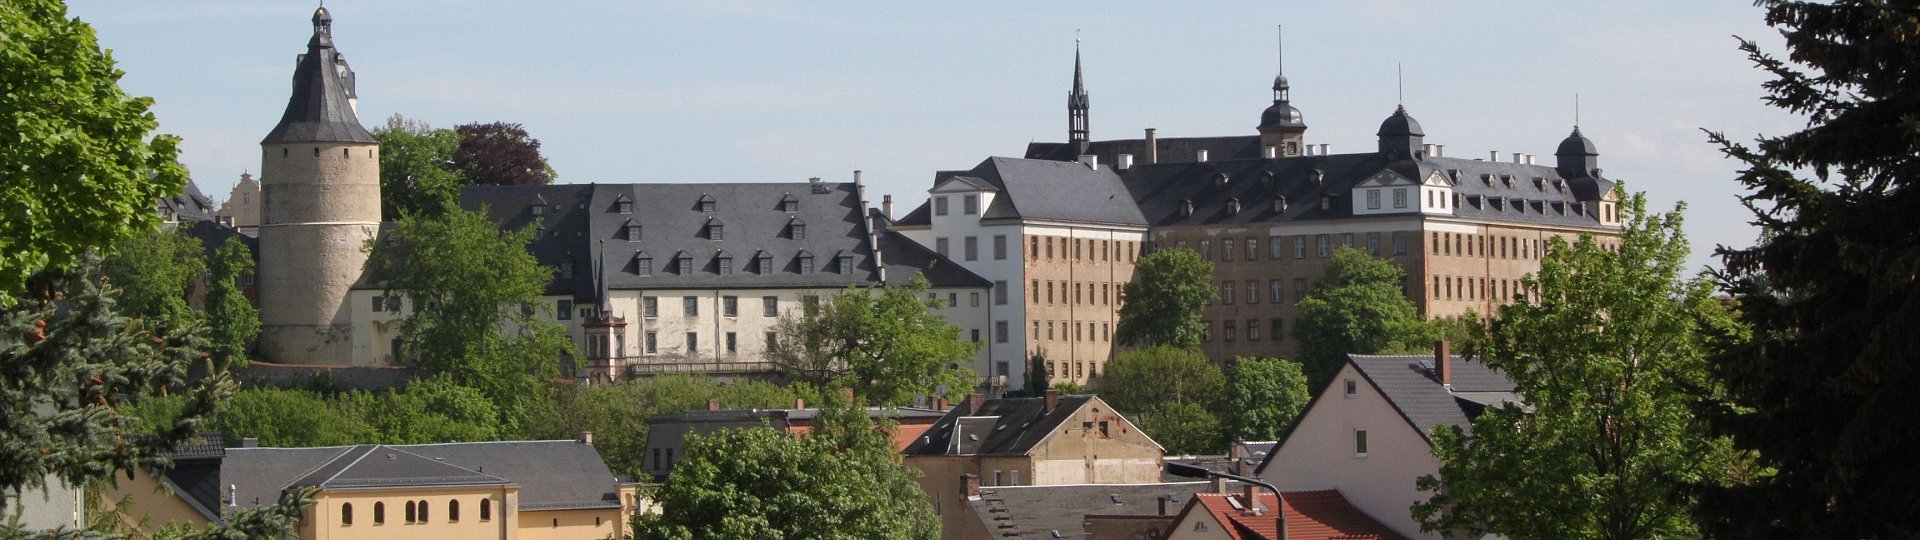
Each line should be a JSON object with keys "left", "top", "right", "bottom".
{"left": 707, "top": 399, "right": 721, "bottom": 411}
{"left": 1043, "top": 389, "right": 1060, "bottom": 414}
{"left": 794, "top": 397, "right": 806, "bottom": 409}
{"left": 1243, "top": 485, "right": 1258, "bottom": 513}
{"left": 1435, "top": 340, "right": 1452, "bottom": 386}
{"left": 934, "top": 397, "right": 948, "bottom": 411}
{"left": 961, "top": 473, "right": 981, "bottom": 497}
{"left": 579, "top": 431, "right": 594, "bottom": 445}
{"left": 967, "top": 393, "right": 986, "bottom": 413}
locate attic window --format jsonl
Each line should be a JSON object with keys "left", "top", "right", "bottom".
{"left": 615, "top": 195, "right": 633, "bottom": 214}
{"left": 1259, "top": 171, "right": 1275, "bottom": 187}
{"left": 698, "top": 194, "right": 716, "bottom": 213}
{"left": 779, "top": 193, "right": 798, "bottom": 212}
{"left": 788, "top": 218, "right": 806, "bottom": 240}
{"left": 835, "top": 253, "right": 854, "bottom": 274}
{"left": 1211, "top": 172, "right": 1230, "bottom": 188}
{"left": 1533, "top": 177, "right": 1547, "bottom": 191}
{"left": 1553, "top": 179, "right": 1566, "bottom": 192}
{"left": 1178, "top": 199, "right": 1193, "bottom": 217}
{"left": 673, "top": 252, "right": 692, "bottom": 275}
{"left": 531, "top": 204, "right": 546, "bottom": 216}
{"left": 1311, "top": 169, "right": 1325, "bottom": 186}
{"left": 716, "top": 252, "right": 733, "bottom": 275}
{"left": 797, "top": 252, "right": 815, "bottom": 274}
{"left": 624, "top": 222, "right": 642, "bottom": 241}
{"left": 1225, "top": 198, "right": 1241, "bottom": 215}
{"left": 1501, "top": 175, "right": 1515, "bottom": 188}
{"left": 1481, "top": 173, "right": 1494, "bottom": 186}
{"left": 634, "top": 252, "right": 652, "bottom": 276}
{"left": 1273, "top": 195, "right": 1288, "bottom": 213}
{"left": 1447, "top": 169, "right": 1462, "bottom": 184}
{"left": 1320, "top": 195, "right": 1332, "bottom": 210}
{"left": 753, "top": 251, "right": 772, "bottom": 274}
{"left": 705, "top": 218, "right": 724, "bottom": 240}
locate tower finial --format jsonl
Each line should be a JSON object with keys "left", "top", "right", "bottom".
{"left": 1068, "top": 32, "right": 1090, "bottom": 146}
{"left": 1575, "top": 93, "right": 1581, "bottom": 129}
{"left": 1277, "top": 25, "right": 1284, "bottom": 77}
{"left": 1397, "top": 62, "right": 1404, "bottom": 106}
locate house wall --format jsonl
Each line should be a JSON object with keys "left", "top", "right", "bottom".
{"left": 1414, "top": 220, "right": 1615, "bottom": 320}
{"left": 1161, "top": 509, "right": 1232, "bottom": 540}
{"left": 218, "top": 171, "right": 262, "bottom": 231}
{"left": 1261, "top": 363, "right": 1441, "bottom": 539}
{"left": 306, "top": 485, "right": 516, "bottom": 540}
{"left": 516, "top": 508, "right": 628, "bottom": 540}
{"left": 13, "top": 475, "right": 84, "bottom": 531}
{"left": 98, "top": 471, "right": 210, "bottom": 534}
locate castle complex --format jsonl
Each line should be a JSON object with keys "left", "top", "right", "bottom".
{"left": 250, "top": 8, "right": 1620, "bottom": 392}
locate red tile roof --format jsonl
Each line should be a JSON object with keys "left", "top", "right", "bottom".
{"left": 1186, "top": 490, "right": 1407, "bottom": 540}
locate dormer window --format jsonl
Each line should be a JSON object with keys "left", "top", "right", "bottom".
{"left": 779, "top": 193, "right": 798, "bottom": 212}
{"left": 1259, "top": 171, "right": 1275, "bottom": 187}
{"left": 1178, "top": 199, "right": 1193, "bottom": 217}
{"left": 705, "top": 218, "right": 723, "bottom": 240}
{"left": 1273, "top": 195, "right": 1289, "bottom": 213}
{"left": 558, "top": 261, "right": 574, "bottom": 278}
{"left": 753, "top": 251, "right": 772, "bottom": 274}
{"left": 796, "top": 251, "right": 815, "bottom": 274}
{"left": 788, "top": 218, "right": 806, "bottom": 240}
{"left": 716, "top": 252, "right": 733, "bottom": 275}
{"left": 673, "top": 252, "right": 693, "bottom": 275}
{"left": 698, "top": 194, "right": 716, "bottom": 213}
{"left": 1320, "top": 195, "right": 1333, "bottom": 210}
{"left": 1501, "top": 175, "right": 1515, "bottom": 189}
{"left": 531, "top": 204, "right": 545, "bottom": 216}
{"left": 615, "top": 195, "right": 633, "bottom": 214}
{"left": 835, "top": 253, "right": 854, "bottom": 274}
{"left": 1225, "top": 198, "right": 1242, "bottom": 215}
{"left": 1533, "top": 177, "right": 1547, "bottom": 191}
{"left": 624, "top": 222, "right": 642, "bottom": 241}
{"left": 1211, "top": 172, "right": 1230, "bottom": 188}
{"left": 634, "top": 252, "right": 652, "bottom": 276}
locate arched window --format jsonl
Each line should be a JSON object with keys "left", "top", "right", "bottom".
{"left": 418, "top": 500, "right": 429, "bottom": 522}
{"left": 480, "top": 498, "right": 492, "bottom": 521}
{"left": 374, "top": 502, "right": 385, "bottom": 524}
{"left": 342, "top": 503, "right": 353, "bottom": 525}
{"left": 449, "top": 499, "right": 460, "bottom": 522}
{"left": 405, "top": 501, "right": 416, "bottom": 523}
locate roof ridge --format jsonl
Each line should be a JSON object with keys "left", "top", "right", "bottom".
{"left": 316, "top": 445, "right": 379, "bottom": 487}
{"left": 383, "top": 446, "right": 510, "bottom": 483}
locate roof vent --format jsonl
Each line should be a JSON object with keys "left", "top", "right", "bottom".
{"left": 1178, "top": 199, "right": 1194, "bottom": 217}
{"left": 809, "top": 177, "right": 829, "bottom": 194}
{"left": 1272, "top": 195, "right": 1288, "bottom": 213}
{"left": 1212, "top": 172, "right": 1230, "bottom": 188}
{"left": 1078, "top": 154, "right": 1099, "bottom": 170}
{"left": 1311, "top": 169, "right": 1325, "bottom": 186}
{"left": 1225, "top": 198, "right": 1241, "bottom": 216}
{"left": 1195, "top": 149, "right": 1210, "bottom": 162}
{"left": 1116, "top": 153, "right": 1134, "bottom": 170}
{"left": 1259, "top": 171, "right": 1275, "bottom": 187}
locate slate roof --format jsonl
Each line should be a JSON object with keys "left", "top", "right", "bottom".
{"left": 450, "top": 181, "right": 989, "bottom": 300}
{"left": 966, "top": 481, "right": 1218, "bottom": 539}
{"left": 1026, "top": 135, "right": 1267, "bottom": 164}
{"left": 202, "top": 440, "right": 625, "bottom": 516}
{"left": 893, "top": 157, "right": 1147, "bottom": 228}
{"left": 181, "top": 220, "right": 257, "bottom": 258}
{"left": 1177, "top": 490, "right": 1408, "bottom": 540}
{"left": 260, "top": 8, "right": 375, "bottom": 145}
{"left": 903, "top": 395, "right": 1111, "bottom": 456}
{"left": 160, "top": 180, "right": 217, "bottom": 223}
{"left": 1354, "top": 354, "right": 1513, "bottom": 441}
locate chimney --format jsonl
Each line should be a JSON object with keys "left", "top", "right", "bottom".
{"left": 579, "top": 431, "right": 594, "bottom": 445}
{"left": 1436, "top": 340, "right": 1452, "bottom": 386}
{"left": 840, "top": 387, "right": 856, "bottom": 406}
{"left": 1044, "top": 389, "right": 1060, "bottom": 413}
{"left": 967, "top": 392, "right": 986, "bottom": 413}
{"left": 1318, "top": 143, "right": 1329, "bottom": 155}
{"left": 707, "top": 399, "right": 721, "bottom": 411}
{"left": 881, "top": 195, "right": 894, "bottom": 219}
{"left": 1263, "top": 145, "right": 1278, "bottom": 159}
{"left": 1489, "top": 150, "right": 1500, "bottom": 162}
{"left": 809, "top": 176, "right": 826, "bottom": 194}
{"left": 1435, "top": 144, "right": 1445, "bottom": 157}
{"left": 1116, "top": 153, "right": 1134, "bottom": 170}
{"left": 1195, "top": 149, "right": 1210, "bottom": 162}
{"left": 1078, "top": 154, "right": 1099, "bottom": 169}
{"left": 1243, "top": 485, "right": 1259, "bottom": 512}
{"left": 1228, "top": 442, "right": 1245, "bottom": 474}
{"left": 794, "top": 397, "right": 806, "bottom": 409}
{"left": 1513, "top": 152, "right": 1524, "bottom": 164}
{"left": 961, "top": 473, "right": 981, "bottom": 497}
{"left": 934, "top": 397, "right": 948, "bottom": 411}
{"left": 853, "top": 169, "right": 863, "bottom": 187}
{"left": 1212, "top": 475, "right": 1229, "bottom": 494}
{"left": 1303, "top": 145, "right": 1314, "bottom": 156}
{"left": 1144, "top": 128, "right": 1159, "bottom": 163}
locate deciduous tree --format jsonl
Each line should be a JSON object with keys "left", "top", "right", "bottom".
{"left": 1115, "top": 249, "right": 1215, "bottom": 349}
{"left": 1100, "top": 346, "right": 1224, "bottom": 454}
{"left": 1219, "top": 357, "right": 1310, "bottom": 443}
{"left": 203, "top": 237, "right": 257, "bottom": 364}
{"left": 1413, "top": 194, "right": 1742, "bottom": 539}
{"left": 374, "top": 114, "right": 464, "bottom": 219}
{"left": 1699, "top": 2, "right": 1920, "bottom": 536}
{"left": 452, "top": 122, "right": 554, "bottom": 186}
{"left": 101, "top": 227, "right": 204, "bottom": 329}
{"left": 1295, "top": 247, "right": 1434, "bottom": 386}
{"left": 765, "top": 278, "right": 977, "bottom": 406}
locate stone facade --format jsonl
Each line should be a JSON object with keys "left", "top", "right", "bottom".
{"left": 217, "top": 171, "right": 262, "bottom": 234}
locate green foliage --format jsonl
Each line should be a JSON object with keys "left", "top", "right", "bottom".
{"left": 1008, "top": 351, "right": 1050, "bottom": 397}
{"left": 1699, "top": 2, "right": 1920, "bottom": 536}
{"left": 0, "top": 0, "right": 188, "bottom": 303}
{"left": 210, "top": 388, "right": 376, "bottom": 447}
{"left": 1049, "top": 381, "right": 1087, "bottom": 395}
{"left": 632, "top": 405, "right": 938, "bottom": 539}
{"left": 1115, "top": 249, "right": 1216, "bottom": 348}
{"left": 202, "top": 238, "right": 257, "bottom": 365}
{"left": 766, "top": 278, "right": 978, "bottom": 406}
{"left": 365, "top": 208, "right": 570, "bottom": 432}
{"left": 100, "top": 227, "right": 204, "bottom": 329}
{"left": 374, "top": 114, "right": 464, "bottom": 219}
{"left": 1295, "top": 247, "right": 1435, "bottom": 386}
{"left": 1413, "top": 194, "right": 1741, "bottom": 539}
{"left": 1099, "top": 346, "right": 1224, "bottom": 454}
{"left": 527, "top": 375, "right": 805, "bottom": 477}
{"left": 0, "top": 256, "right": 234, "bottom": 521}
{"left": 452, "top": 122, "right": 554, "bottom": 186}
{"left": 365, "top": 378, "right": 500, "bottom": 444}
{"left": 1219, "top": 357, "right": 1310, "bottom": 443}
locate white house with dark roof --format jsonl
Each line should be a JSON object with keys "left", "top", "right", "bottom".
{"left": 1252, "top": 344, "right": 1516, "bottom": 539}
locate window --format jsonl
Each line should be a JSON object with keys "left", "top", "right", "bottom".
{"left": 643, "top": 296, "right": 658, "bottom": 318}
{"left": 1393, "top": 188, "right": 1409, "bottom": 208}
{"left": 994, "top": 281, "right": 1008, "bottom": 305}
{"left": 1247, "top": 319, "right": 1261, "bottom": 341}
{"left": 1270, "top": 318, "right": 1284, "bottom": 341}
{"left": 686, "top": 332, "right": 698, "bottom": 352}
{"left": 1316, "top": 234, "right": 1330, "bottom": 257}
{"left": 726, "top": 332, "right": 737, "bottom": 353}
{"left": 635, "top": 254, "right": 652, "bottom": 276}
{"left": 1344, "top": 379, "right": 1358, "bottom": 398}
{"left": 1342, "top": 232, "right": 1354, "bottom": 248}
{"left": 1221, "top": 237, "right": 1234, "bottom": 261}
{"left": 342, "top": 503, "right": 353, "bottom": 526}
{"left": 1354, "top": 430, "right": 1369, "bottom": 457}
{"left": 1199, "top": 240, "right": 1211, "bottom": 260}
{"left": 723, "top": 296, "right": 738, "bottom": 317}
{"left": 763, "top": 296, "right": 778, "bottom": 317}
{"left": 626, "top": 223, "right": 642, "bottom": 240}
{"left": 993, "top": 235, "right": 1008, "bottom": 260}
{"left": 836, "top": 254, "right": 853, "bottom": 273}
{"left": 1293, "top": 236, "right": 1307, "bottom": 259}
{"left": 682, "top": 296, "right": 698, "bottom": 316}
{"left": 1246, "top": 238, "right": 1259, "bottom": 261}
{"left": 963, "top": 194, "right": 979, "bottom": 215}
{"left": 780, "top": 196, "right": 798, "bottom": 212}
{"left": 1224, "top": 320, "right": 1237, "bottom": 342}
{"left": 1030, "top": 236, "right": 1040, "bottom": 258}
{"left": 799, "top": 254, "right": 814, "bottom": 274}
{"left": 970, "top": 292, "right": 981, "bottom": 307}
{"left": 790, "top": 221, "right": 806, "bottom": 240}
{"left": 949, "top": 292, "right": 959, "bottom": 307}
{"left": 449, "top": 499, "right": 460, "bottom": 522}
{"left": 936, "top": 238, "right": 950, "bottom": 257}
{"left": 964, "top": 236, "right": 979, "bottom": 261}
{"left": 1367, "top": 189, "right": 1382, "bottom": 209}
{"left": 617, "top": 198, "right": 633, "bottom": 213}
{"left": 934, "top": 196, "right": 949, "bottom": 216}
{"left": 405, "top": 501, "right": 416, "bottom": 524}
{"left": 480, "top": 499, "right": 491, "bottom": 521}
{"left": 374, "top": 502, "right": 385, "bottom": 525}
{"left": 1294, "top": 279, "right": 1307, "bottom": 303}
{"left": 418, "top": 501, "right": 428, "bottom": 522}
{"left": 673, "top": 253, "right": 692, "bottom": 275}
{"left": 1220, "top": 281, "right": 1234, "bottom": 304}
{"left": 707, "top": 221, "right": 723, "bottom": 240}
{"left": 645, "top": 332, "right": 657, "bottom": 354}
{"left": 1367, "top": 232, "right": 1382, "bottom": 256}
{"left": 995, "top": 321, "right": 1009, "bottom": 343}
{"left": 1269, "top": 279, "right": 1284, "bottom": 304}
{"left": 1392, "top": 231, "right": 1408, "bottom": 255}
{"left": 557, "top": 299, "right": 573, "bottom": 320}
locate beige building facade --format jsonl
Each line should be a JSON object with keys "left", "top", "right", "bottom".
{"left": 216, "top": 170, "right": 262, "bottom": 234}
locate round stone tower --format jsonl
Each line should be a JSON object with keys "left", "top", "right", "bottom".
{"left": 257, "top": 7, "right": 381, "bottom": 364}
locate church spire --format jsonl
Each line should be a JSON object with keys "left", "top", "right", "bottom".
{"left": 263, "top": 6, "right": 372, "bottom": 145}
{"left": 1257, "top": 25, "right": 1306, "bottom": 156}
{"left": 1068, "top": 33, "right": 1090, "bottom": 148}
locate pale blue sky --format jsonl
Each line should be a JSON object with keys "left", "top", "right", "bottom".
{"left": 72, "top": 1, "right": 1796, "bottom": 271}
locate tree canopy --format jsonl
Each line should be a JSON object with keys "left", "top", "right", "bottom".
{"left": 1114, "top": 248, "right": 1215, "bottom": 349}
{"left": 202, "top": 237, "right": 258, "bottom": 365}
{"left": 374, "top": 114, "right": 464, "bottom": 219}
{"left": 1295, "top": 247, "right": 1434, "bottom": 386}
{"left": 363, "top": 208, "right": 570, "bottom": 431}
{"left": 764, "top": 278, "right": 977, "bottom": 406}
{"left": 1218, "top": 357, "right": 1310, "bottom": 443}
{"left": 0, "top": 0, "right": 189, "bottom": 303}
{"left": 1100, "top": 346, "right": 1225, "bottom": 454}
{"left": 632, "top": 405, "right": 939, "bottom": 539}
{"left": 1699, "top": 1, "right": 1920, "bottom": 536}
{"left": 1414, "top": 194, "right": 1743, "bottom": 539}
{"left": 452, "top": 122, "right": 555, "bottom": 186}
{"left": 101, "top": 227, "right": 205, "bottom": 330}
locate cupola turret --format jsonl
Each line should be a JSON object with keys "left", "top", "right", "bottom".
{"left": 1257, "top": 28, "right": 1306, "bottom": 156}
{"left": 1555, "top": 127, "right": 1599, "bottom": 179}
{"left": 1376, "top": 105, "right": 1425, "bottom": 161}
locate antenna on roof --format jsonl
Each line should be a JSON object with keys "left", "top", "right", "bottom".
{"left": 1575, "top": 93, "right": 1582, "bottom": 129}
{"left": 1397, "top": 62, "right": 1404, "bottom": 106}
{"left": 1276, "top": 25, "right": 1283, "bottom": 75}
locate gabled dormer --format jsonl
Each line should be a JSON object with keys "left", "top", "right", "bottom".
{"left": 778, "top": 193, "right": 799, "bottom": 213}
{"left": 612, "top": 193, "right": 633, "bottom": 214}
{"left": 1351, "top": 169, "right": 1452, "bottom": 216}
{"left": 928, "top": 175, "right": 999, "bottom": 224}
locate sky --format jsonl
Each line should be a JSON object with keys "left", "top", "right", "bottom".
{"left": 70, "top": 1, "right": 1799, "bottom": 272}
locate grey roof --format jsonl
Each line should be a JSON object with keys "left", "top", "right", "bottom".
{"left": 160, "top": 180, "right": 217, "bottom": 223}
{"left": 1349, "top": 354, "right": 1514, "bottom": 441}
{"left": 208, "top": 440, "right": 624, "bottom": 516}
{"left": 181, "top": 220, "right": 256, "bottom": 258}
{"left": 1260, "top": 99, "right": 1306, "bottom": 130}
{"left": 1376, "top": 104, "right": 1424, "bottom": 137}
{"left": 904, "top": 395, "right": 1098, "bottom": 456}
{"left": 967, "top": 481, "right": 1217, "bottom": 540}
{"left": 453, "top": 182, "right": 988, "bottom": 300}
{"left": 896, "top": 157, "right": 1146, "bottom": 228}
{"left": 645, "top": 406, "right": 946, "bottom": 425}
{"left": 1556, "top": 127, "right": 1598, "bottom": 158}
{"left": 260, "top": 8, "right": 375, "bottom": 145}
{"left": 1026, "top": 135, "right": 1267, "bottom": 165}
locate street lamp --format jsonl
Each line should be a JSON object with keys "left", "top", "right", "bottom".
{"left": 1165, "top": 461, "right": 1287, "bottom": 540}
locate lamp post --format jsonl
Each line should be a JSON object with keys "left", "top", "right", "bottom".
{"left": 1165, "top": 461, "right": 1287, "bottom": 540}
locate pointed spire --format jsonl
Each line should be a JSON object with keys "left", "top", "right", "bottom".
{"left": 263, "top": 6, "right": 373, "bottom": 145}
{"left": 1067, "top": 32, "right": 1090, "bottom": 146}
{"left": 1272, "top": 25, "right": 1290, "bottom": 102}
